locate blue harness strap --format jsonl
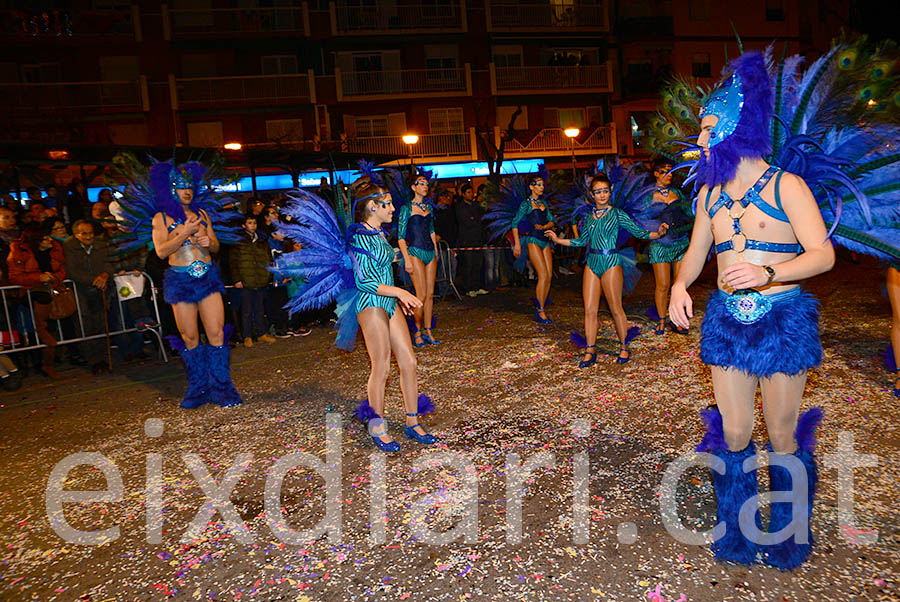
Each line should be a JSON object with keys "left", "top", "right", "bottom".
{"left": 707, "top": 167, "right": 802, "bottom": 255}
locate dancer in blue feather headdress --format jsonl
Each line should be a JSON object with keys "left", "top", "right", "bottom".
{"left": 546, "top": 162, "right": 667, "bottom": 366}
{"left": 639, "top": 158, "right": 695, "bottom": 335}
{"left": 273, "top": 177, "right": 438, "bottom": 452}
{"left": 113, "top": 153, "right": 244, "bottom": 409}
{"left": 484, "top": 164, "right": 557, "bottom": 323}
{"left": 667, "top": 51, "right": 833, "bottom": 570}
{"left": 395, "top": 169, "right": 441, "bottom": 347}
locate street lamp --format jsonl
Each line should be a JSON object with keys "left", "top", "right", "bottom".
{"left": 224, "top": 142, "right": 242, "bottom": 151}
{"left": 402, "top": 134, "right": 418, "bottom": 169}
{"left": 564, "top": 127, "right": 580, "bottom": 177}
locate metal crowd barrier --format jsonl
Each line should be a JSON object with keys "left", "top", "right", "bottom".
{"left": 0, "top": 271, "right": 169, "bottom": 363}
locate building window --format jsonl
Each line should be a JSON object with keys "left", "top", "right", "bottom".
{"left": 355, "top": 116, "right": 389, "bottom": 137}
{"left": 262, "top": 55, "right": 299, "bottom": 75}
{"left": 688, "top": 0, "right": 709, "bottom": 21}
{"left": 551, "top": 0, "right": 576, "bottom": 27}
{"left": 493, "top": 45, "right": 523, "bottom": 68}
{"left": 692, "top": 53, "right": 711, "bottom": 78}
{"left": 428, "top": 108, "right": 464, "bottom": 134}
{"left": 266, "top": 119, "right": 304, "bottom": 143}
{"left": 551, "top": 108, "right": 585, "bottom": 129}
{"left": 20, "top": 62, "right": 61, "bottom": 83}
{"left": 497, "top": 106, "right": 527, "bottom": 130}
{"left": 766, "top": 0, "right": 785, "bottom": 21}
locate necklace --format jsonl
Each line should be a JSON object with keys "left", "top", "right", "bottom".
{"left": 412, "top": 199, "right": 429, "bottom": 212}
{"left": 592, "top": 205, "right": 611, "bottom": 219}
{"left": 530, "top": 197, "right": 545, "bottom": 210}
{"left": 656, "top": 187, "right": 670, "bottom": 196}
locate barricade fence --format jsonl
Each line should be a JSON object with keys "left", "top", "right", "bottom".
{"left": 1, "top": 271, "right": 169, "bottom": 362}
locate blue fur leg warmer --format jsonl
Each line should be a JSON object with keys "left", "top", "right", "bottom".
{"left": 697, "top": 407, "right": 758, "bottom": 565}
{"left": 179, "top": 345, "right": 209, "bottom": 409}
{"left": 764, "top": 407, "right": 823, "bottom": 570}
{"left": 207, "top": 344, "right": 243, "bottom": 407}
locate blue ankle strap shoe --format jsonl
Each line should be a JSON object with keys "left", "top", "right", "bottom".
{"left": 404, "top": 412, "right": 438, "bottom": 444}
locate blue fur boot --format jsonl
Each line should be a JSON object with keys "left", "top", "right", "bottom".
{"left": 697, "top": 407, "right": 759, "bottom": 565}
{"left": 207, "top": 344, "right": 243, "bottom": 408}
{"left": 179, "top": 345, "right": 209, "bottom": 409}
{"left": 764, "top": 407, "right": 823, "bottom": 570}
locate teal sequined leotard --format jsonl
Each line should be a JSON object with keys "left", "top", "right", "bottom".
{"left": 397, "top": 203, "right": 436, "bottom": 264}
{"left": 514, "top": 199, "right": 555, "bottom": 250}
{"left": 570, "top": 207, "right": 653, "bottom": 277}
{"left": 647, "top": 189, "right": 692, "bottom": 264}
{"left": 351, "top": 229, "right": 397, "bottom": 318}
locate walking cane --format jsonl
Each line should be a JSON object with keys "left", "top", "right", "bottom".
{"left": 101, "top": 289, "right": 113, "bottom": 372}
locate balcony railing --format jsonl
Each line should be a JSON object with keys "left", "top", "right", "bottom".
{"left": 337, "top": 66, "right": 470, "bottom": 100}
{"left": 345, "top": 131, "right": 475, "bottom": 160}
{"left": 0, "top": 8, "right": 136, "bottom": 38}
{"left": 164, "top": 5, "right": 309, "bottom": 38}
{"left": 498, "top": 126, "right": 616, "bottom": 157}
{"left": 174, "top": 73, "right": 315, "bottom": 108}
{"left": 492, "top": 63, "right": 612, "bottom": 95}
{"left": 331, "top": 0, "right": 465, "bottom": 34}
{"left": 0, "top": 80, "right": 145, "bottom": 111}
{"left": 487, "top": 0, "right": 608, "bottom": 31}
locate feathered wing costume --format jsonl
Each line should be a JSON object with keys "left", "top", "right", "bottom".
{"left": 483, "top": 163, "right": 559, "bottom": 272}
{"left": 648, "top": 38, "right": 900, "bottom": 262}
{"left": 112, "top": 152, "right": 244, "bottom": 409}
{"left": 649, "top": 41, "right": 900, "bottom": 570}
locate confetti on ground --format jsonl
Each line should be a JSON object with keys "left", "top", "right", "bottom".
{"left": 0, "top": 259, "right": 897, "bottom": 601}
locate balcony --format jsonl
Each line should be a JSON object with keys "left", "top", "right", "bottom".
{"left": 344, "top": 130, "right": 476, "bottom": 161}
{"left": 496, "top": 125, "right": 617, "bottom": 158}
{"left": 163, "top": 4, "right": 309, "bottom": 39}
{"left": 336, "top": 65, "right": 471, "bottom": 101}
{"left": 487, "top": 0, "right": 608, "bottom": 32}
{"left": 490, "top": 63, "right": 612, "bottom": 95}
{"left": 0, "top": 7, "right": 138, "bottom": 40}
{"left": 331, "top": 0, "right": 465, "bottom": 35}
{"left": 0, "top": 79, "right": 147, "bottom": 113}
{"left": 173, "top": 73, "right": 316, "bottom": 109}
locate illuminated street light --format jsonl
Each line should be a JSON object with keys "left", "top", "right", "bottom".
{"left": 564, "top": 127, "right": 580, "bottom": 176}
{"left": 224, "top": 142, "right": 242, "bottom": 150}
{"left": 402, "top": 133, "right": 418, "bottom": 169}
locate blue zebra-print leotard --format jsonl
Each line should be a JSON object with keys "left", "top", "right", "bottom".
{"left": 351, "top": 229, "right": 397, "bottom": 318}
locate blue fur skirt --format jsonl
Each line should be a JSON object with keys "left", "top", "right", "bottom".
{"left": 164, "top": 263, "right": 226, "bottom": 305}
{"left": 700, "top": 288, "right": 821, "bottom": 377}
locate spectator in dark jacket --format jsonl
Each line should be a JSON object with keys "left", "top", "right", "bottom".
{"left": 454, "top": 183, "right": 486, "bottom": 294}
{"left": 229, "top": 214, "right": 275, "bottom": 346}
{"left": 63, "top": 219, "right": 114, "bottom": 373}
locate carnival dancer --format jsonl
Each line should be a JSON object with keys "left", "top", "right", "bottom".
{"left": 113, "top": 154, "right": 244, "bottom": 409}
{"left": 642, "top": 158, "right": 694, "bottom": 334}
{"left": 484, "top": 165, "right": 558, "bottom": 323}
{"left": 657, "top": 37, "right": 900, "bottom": 567}
{"left": 274, "top": 179, "right": 437, "bottom": 453}
{"left": 546, "top": 168, "right": 667, "bottom": 365}
{"left": 397, "top": 172, "right": 440, "bottom": 346}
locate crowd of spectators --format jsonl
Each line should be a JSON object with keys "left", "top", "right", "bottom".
{"left": 0, "top": 175, "right": 547, "bottom": 389}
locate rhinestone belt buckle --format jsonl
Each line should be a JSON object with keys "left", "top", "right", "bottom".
{"left": 724, "top": 289, "right": 772, "bottom": 324}
{"left": 186, "top": 260, "right": 211, "bottom": 279}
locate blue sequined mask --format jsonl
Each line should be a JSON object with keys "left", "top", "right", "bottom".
{"left": 700, "top": 72, "right": 745, "bottom": 148}
{"left": 170, "top": 167, "right": 193, "bottom": 192}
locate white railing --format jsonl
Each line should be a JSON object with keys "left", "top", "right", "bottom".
{"left": 489, "top": 0, "right": 608, "bottom": 30}
{"left": 168, "top": 6, "right": 307, "bottom": 36}
{"left": 502, "top": 126, "right": 615, "bottom": 155}
{"left": 332, "top": 0, "right": 463, "bottom": 33}
{"left": 176, "top": 74, "right": 312, "bottom": 106}
{"left": 495, "top": 64, "right": 611, "bottom": 92}
{"left": 1, "top": 273, "right": 168, "bottom": 362}
{"left": 346, "top": 132, "right": 471, "bottom": 158}
{"left": 0, "top": 80, "right": 142, "bottom": 110}
{"left": 339, "top": 67, "right": 466, "bottom": 97}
